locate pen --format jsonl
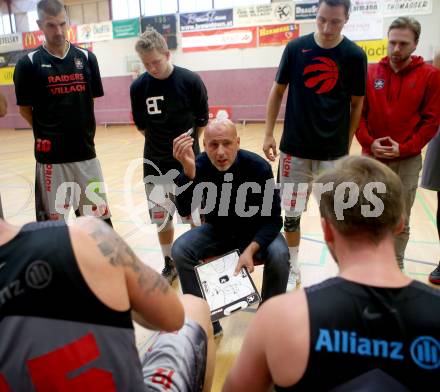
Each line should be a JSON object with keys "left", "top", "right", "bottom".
{"left": 184, "top": 128, "right": 194, "bottom": 137}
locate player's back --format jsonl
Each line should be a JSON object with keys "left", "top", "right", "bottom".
{"left": 0, "top": 221, "right": 145, "bottom": 391}
{"left": 275, "top": 277, "right": 440, "bottom": 391}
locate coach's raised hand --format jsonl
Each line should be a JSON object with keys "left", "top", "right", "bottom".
{"left": 173, "top": 133, "right": 196, "bottom": 180}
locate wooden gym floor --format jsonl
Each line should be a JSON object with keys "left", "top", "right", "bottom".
{"left": 1, "top": 123, "right": 439, "bottom": 391}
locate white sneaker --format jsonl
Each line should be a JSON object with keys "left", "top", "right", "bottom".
{"left": 286, "top": 266, "right": 301, "bottom": 292}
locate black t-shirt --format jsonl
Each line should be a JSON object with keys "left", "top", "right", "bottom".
{"left": 130, "top": 66, "right": 209, "bottom": 177}
{"left": 13, "top": 43, "right": 104, "bottom": 164}
{"left": 276, "top": 33, "right": 367, "bottom": 160}
{"left": 275, "top": 277, "right": 440, "bottom": 391}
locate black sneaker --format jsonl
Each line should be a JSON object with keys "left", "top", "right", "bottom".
{"left": 429, "top": 262, "right": 440, "bottom": 285}
{"left": 161, "top": 256, "right": 178, "bottom": 284}
{"left": 212, "top": 321, "right": 223, "bottom": 339}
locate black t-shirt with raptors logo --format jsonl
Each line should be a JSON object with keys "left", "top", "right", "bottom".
{"left": 276, "top": 33, "right": 367, "bottom": 160}
{"left": 14, "top": 44, "right": 104, "bottom": 164}
{"left": 130, "top": 66, "right": 209, "bottom": 177}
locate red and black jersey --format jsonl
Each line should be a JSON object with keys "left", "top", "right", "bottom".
{"left": 13, "top": 43, "right": 104, "bottom": 164}
{"left": 0, "top": 221, "right": 146, "bottom": 390}
{"left": 276, "top": 33, "right": 367, "bottom": 160}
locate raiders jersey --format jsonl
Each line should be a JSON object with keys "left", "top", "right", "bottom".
{"left": 14, "top": 43, "right": 104, "bottom": 164}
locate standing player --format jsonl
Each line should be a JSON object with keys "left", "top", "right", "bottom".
{"left": 130, "top": 28, "right": 209, "bottom": 284}
{"left": 421, "top": 49, "right": 440, "bottom": 284}
{"left": 263, "top": 0, "right": 367, "bottom": 289}
{"left": 13, "top": 0, "right": 111, "bottom": 225}
{"left": 356, "top": 17, "right": 440, "bottom": 270}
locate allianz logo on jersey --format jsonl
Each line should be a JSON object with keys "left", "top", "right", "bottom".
{"left": 315, "top": 328, "right": 440, "bottom": 370}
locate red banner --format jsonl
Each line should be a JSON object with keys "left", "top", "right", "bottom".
{"left": 259, "top": 24, "right": 299, "bottom": 47}
{"left": 22, "top": 26, "right": 78, "bottom": 49}
{"left": 77, "top": 42, "right": 93, "bottom": 52}
{"left": 182, "top": 27, "right": 257, "bottom": 52}
{"left": 209, "top": 106, "right": 233, "bottom": 121}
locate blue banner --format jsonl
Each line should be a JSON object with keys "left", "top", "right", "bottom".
{"left": 180, "top": 9, "right": 233, "bottom": 32}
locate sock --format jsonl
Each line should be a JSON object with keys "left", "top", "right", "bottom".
{"left": 288, "top": 246, "right": 299, "bottom": 270}
{"left": 160, "top": 243, "right": 172, "bottom": 259}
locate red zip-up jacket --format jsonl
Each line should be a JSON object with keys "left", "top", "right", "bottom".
{"left": 356, "top": 56, "right": 440, "bottom": 158}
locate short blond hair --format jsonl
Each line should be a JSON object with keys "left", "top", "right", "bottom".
{"left": 315, "top": 156, "right": 404, "bottom": 244}
{"left": 135, "top": 27, "right": 168, "bottom": 54}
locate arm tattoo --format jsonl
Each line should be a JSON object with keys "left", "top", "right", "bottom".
{"left": 87, "top": 220, "right": 169, "bottom": 295}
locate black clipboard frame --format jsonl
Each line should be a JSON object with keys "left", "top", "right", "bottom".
{"left": 195, "top": 249, "right": 261, "bottom": 321}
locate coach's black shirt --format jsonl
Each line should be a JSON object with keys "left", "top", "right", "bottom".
{"left": 275, "top": 277, "right": 440, "bottom": 391}
{"left": 130, "top": 66, "right": 209, "bottom": 178}
{"left": 175, "top": 150, "right": 282, "bottom": 251}
{"left": 14, "top": 43, "right": 104, "bottom": 164}
{"left": 276, "top": 33, "right": 367, "bottom": 160}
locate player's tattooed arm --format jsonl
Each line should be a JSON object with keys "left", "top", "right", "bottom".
{"left": 84, "top": 217, "right": 169, "bottom": 296}
{"left": 74, "top": 217, "right": 184, "bottom": 331}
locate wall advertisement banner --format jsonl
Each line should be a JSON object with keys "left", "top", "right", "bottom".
{"left": 0, "top": 49, "right": 31, "bottom": 67}
{"left": 113, "top": 18, "right": 140, "bottom": 39}
{"left": 180, "top": 9, "right": 233, "bottom": 31}
{"left": 342, "top": 15, "right": 383, "bottom": 41}
{"left": 350, "top": 0, "right": 381, "bottom": 16}
{"left": 259, "top": 24, "right": 299, "bottom": 46}
{"left": 233, "top": 2, "right": 294, "bottom": 27}
{"left": 0, "top": 34, "right": 22, "bottom": 53}
{"left": 182, "top": 27, "right": 257, "bottom": 52}
{"left": 294, "top": 2, "right": 318, "bottom": 21}
{"left": 0, "top": 66, "right": 14, "bottom": 85}
{"left": 78, "top": 22, "right": 112, "bottom": 43}
{"left": 382, "top": 0, "right": 432, "bottom": 16}
{"left": 355, "top": 39, "right": 387, "bottom": 63}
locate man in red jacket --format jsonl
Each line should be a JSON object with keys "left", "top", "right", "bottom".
{"left": 356, "top": 16, "right": 440, "bottom": 270}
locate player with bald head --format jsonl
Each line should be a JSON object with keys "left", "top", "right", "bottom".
{"left": 172, "top": 119, "right": 289, "bottom": 336}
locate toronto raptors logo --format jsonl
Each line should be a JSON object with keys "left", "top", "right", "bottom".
{"left": 303, "top": 57, "right": 339, "bottom": 94}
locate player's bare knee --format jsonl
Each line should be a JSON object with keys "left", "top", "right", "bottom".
{"left": 284, "top": 216, "right": 301, "bottom": 232}
{"left": 181, "top": 295, "right": 212, "bottom": 336}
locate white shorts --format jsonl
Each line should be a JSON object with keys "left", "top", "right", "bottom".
{"left": 35, "top": 158, "right": 111, "bottom": 221}
{"left": 145, "top": 183, "right": 195, "bottom": 226}
{"left": 141, "top": 319, "right": 207, "bottom": 392}
{"left": 279, "top": 152, "right": 337, "bottom": 217}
